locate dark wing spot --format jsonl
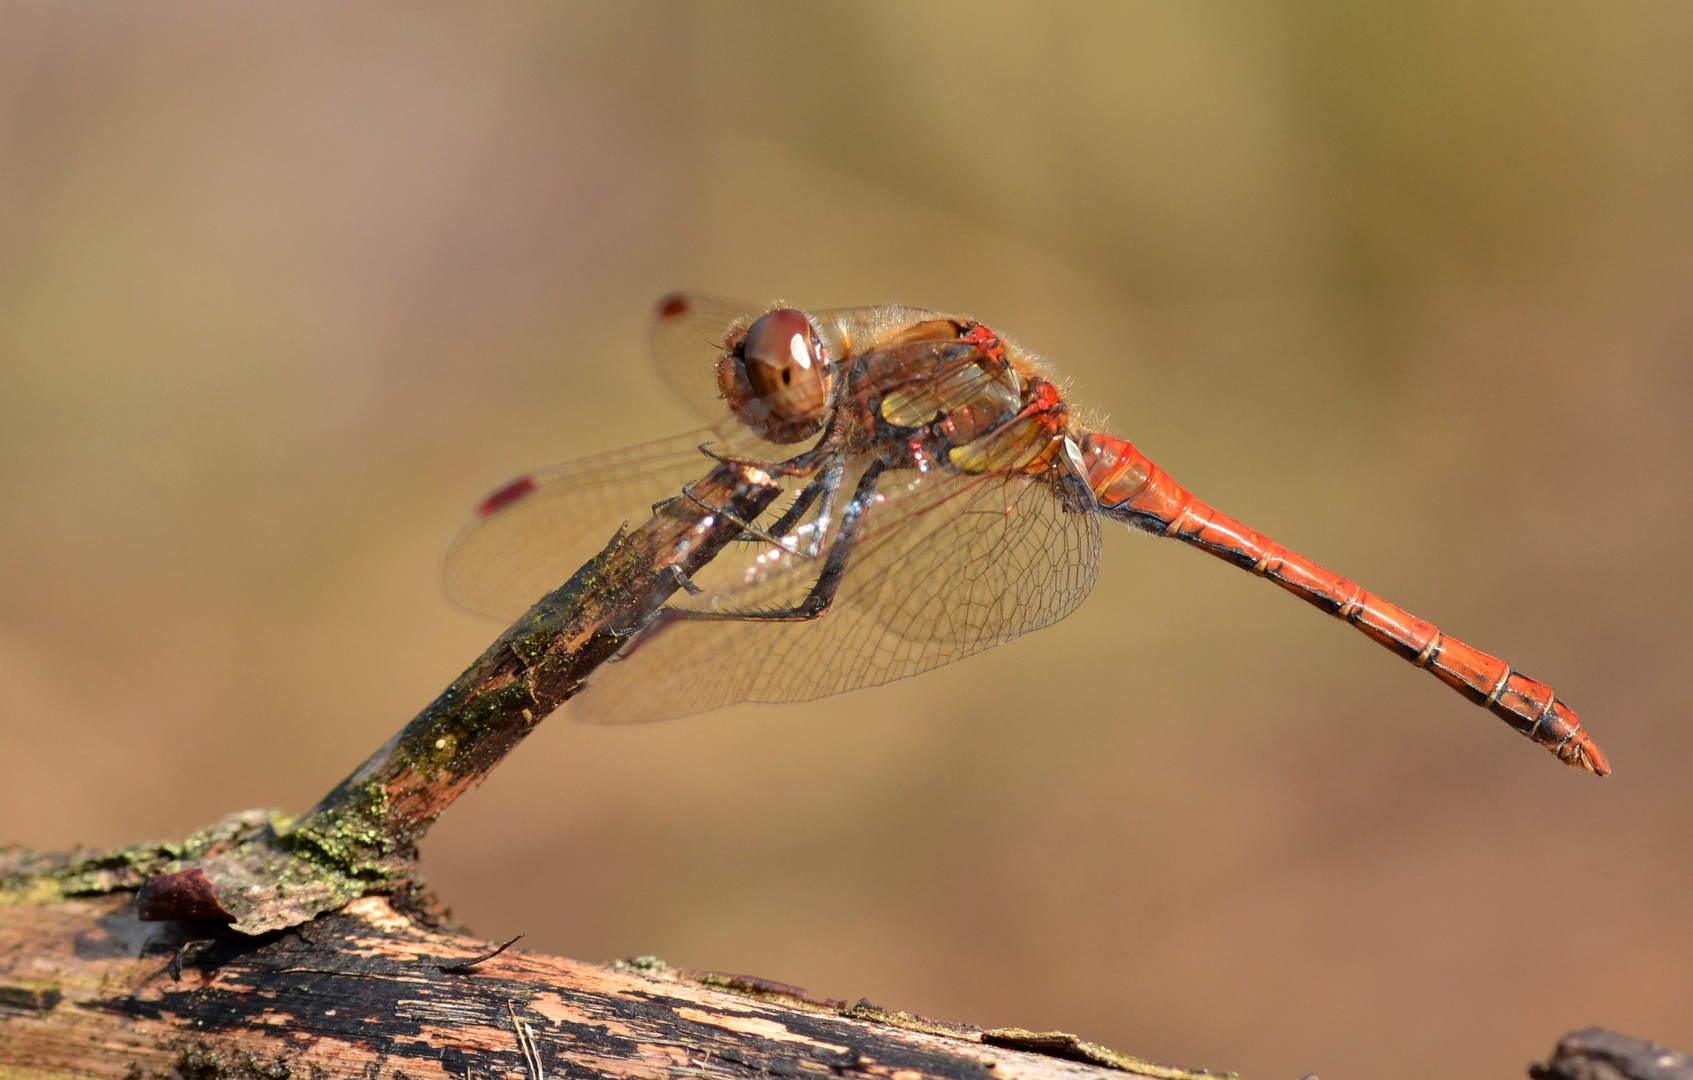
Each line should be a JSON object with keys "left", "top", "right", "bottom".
{"left": 657, "top": 294, "right": 690, "bottom": 320}
{"left": 476, "top": 475, "right": 538, "bottom": 517}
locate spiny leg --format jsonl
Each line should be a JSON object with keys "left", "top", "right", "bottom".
{"left": 748, "top": 455, "right": 845, "bottom": 554}
{"left": 696, "top": 437, "right": 837, "bottom": 479}
{"left": 656, "top": 459, "right": 885, "bottom": 629}
{"left": 679, "top": 482, "right": 810, "bottom": 553}
{"left": 608, "top": 460, "right": 871, "bottom": 664}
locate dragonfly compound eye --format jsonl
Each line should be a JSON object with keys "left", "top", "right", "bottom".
{"left": 718, "top": 307, "right": 831, "bottom": 443}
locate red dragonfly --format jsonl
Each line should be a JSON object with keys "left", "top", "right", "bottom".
{"left": 444, "top": 294, "right": 1607, "bottom": 774}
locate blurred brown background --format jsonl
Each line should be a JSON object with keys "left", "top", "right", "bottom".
{"left": 3, "top": 4, "right": 1690, "bottom": 1078}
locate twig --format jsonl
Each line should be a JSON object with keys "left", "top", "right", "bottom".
{"left": 510, "top": 1000, "right": 545, "bottom": 1080}
{"left": 284, "top": 458, "right": 784, "bottom": 885}
{"left": 439, "top": 933, "right": 524, "bottom": 973}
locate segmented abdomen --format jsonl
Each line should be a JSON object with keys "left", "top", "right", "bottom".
{"left": 1075, "top": 431, "right": 1607, "bottom": 775}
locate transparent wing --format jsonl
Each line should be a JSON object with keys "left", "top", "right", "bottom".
{"left": 442, "top": 422, "right": 786, "bottom": 621}
{"left": 571, "top": 462, "right": 1102, "bottom": 724}
{"left": 442, "top": 325, "right": 1007, "bottom": 625}
{"left": 648, "top": 293, "right": 766, "bottom": 421}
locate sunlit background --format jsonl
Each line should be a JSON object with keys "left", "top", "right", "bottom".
{"left": 3, "top": 5, "right": 1691, "bottom": 1078}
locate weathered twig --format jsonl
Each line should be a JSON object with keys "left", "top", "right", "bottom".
{"left": 296, "top": 458, "right": 786, "bottom": 865}
{"left": 65, "top": 457, "right": 787, "bottom": 935}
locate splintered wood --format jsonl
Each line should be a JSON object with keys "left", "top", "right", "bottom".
{"left": 0, "top": 892, "right": 1226, "bottom": 1080}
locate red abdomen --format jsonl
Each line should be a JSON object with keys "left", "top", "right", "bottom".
{"left": 1075, "top": 431, "right": 1607, "bottom": 775}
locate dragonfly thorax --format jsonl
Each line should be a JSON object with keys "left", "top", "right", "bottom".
{"left": 872, "top": 333, "right": 1068, "bottom": 478}
{"left": 873, "top": 322, "right": 1024, "bottom": 442}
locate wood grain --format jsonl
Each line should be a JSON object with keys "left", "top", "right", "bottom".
{"left": 0, "top": 891, "right": 1228, "bottom": 1080}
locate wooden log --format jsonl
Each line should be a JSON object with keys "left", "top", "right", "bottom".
{"left": 0, "top": 889, "right": 1228, "bottom": 1080}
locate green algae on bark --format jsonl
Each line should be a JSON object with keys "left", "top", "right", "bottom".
{"left": 4, "top": 459, "right": 783, "bottom": 935}
{"left": 292, "top": 459, "right": 785, "bottom": 869}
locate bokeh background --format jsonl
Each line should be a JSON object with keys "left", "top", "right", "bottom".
{"left": 3, "top": 4, "right": 1691, "bottom": 1078}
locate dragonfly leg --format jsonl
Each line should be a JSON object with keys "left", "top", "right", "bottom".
{"left": 761, "top": 456, "right": 847, "bottom": 555}
{"left": 660, "top": 459, "right": 885, "bottom": 627}
{"left": 657, "top": 454, "right": 828, "bottom": 529}
{"left": 696, "top": 439, "right": 832, "bottom": 479}
{"left": 608, "top": 462, "right": 867, "bottom": 665}
{"left": 666, "top": 565, "right": 703, "bottom": 596}
{"left": 746, "top": 468, "right": 828, "bottom": 548}
{"left": 679, "top": 482, "right": 819, "bottom": 558}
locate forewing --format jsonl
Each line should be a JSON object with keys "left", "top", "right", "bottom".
{"left": 442, "top": 422, "right": 778, "bottom": 621}
{"left": 570, "top": 463, "right": 1102, "bottom": 724}
{"left": 860, "top": 467, "right": 1102, "bottom": 646}
{"left": 648, "top": 293, "right": 765, "bottom": 421}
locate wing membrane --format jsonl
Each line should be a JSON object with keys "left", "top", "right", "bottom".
{"left": 453, "top": 294, "right": 1095, "bottom": 722}
{"left": 442, "top": 423, "right": 785, "bottom": 621}
{"left": 571, "top": 463, "right": 1102, "bottom": 724}
{"left": 648, "top": 293, "right": 765, "bottom": 421}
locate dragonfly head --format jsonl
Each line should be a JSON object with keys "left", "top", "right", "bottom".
{"left": 719, "top": 307, "right": 833, "bottom": 444}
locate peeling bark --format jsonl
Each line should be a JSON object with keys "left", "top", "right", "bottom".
{"left": 0, "top": 891, "right": 1229, "bottom": 1080}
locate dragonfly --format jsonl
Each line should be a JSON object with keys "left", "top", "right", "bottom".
{"left": 443, "top": 293, "right": 1608, "bottom": 775}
